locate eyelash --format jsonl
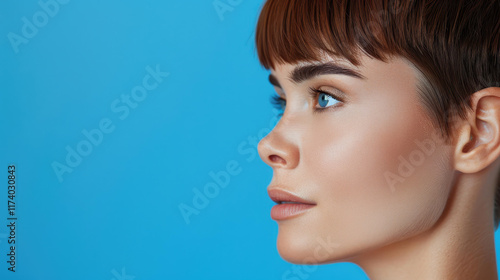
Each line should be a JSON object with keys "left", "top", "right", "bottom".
{"left": 270, "top": 94, "right": 286, "bottom": 117}
{"left": 270, "top": 87, "right": 344, "bottom": 116}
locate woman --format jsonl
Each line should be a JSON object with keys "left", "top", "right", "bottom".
{"left": 255, "top": 0, "right": 500, "bottom": 279}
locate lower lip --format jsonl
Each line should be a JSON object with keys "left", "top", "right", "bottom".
{"left": 271, "top": 203, "right": 316, "bottom": 220}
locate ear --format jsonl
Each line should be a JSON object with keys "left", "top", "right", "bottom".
{"left": 454, "top": 87, "right": 500, "bottom": 173}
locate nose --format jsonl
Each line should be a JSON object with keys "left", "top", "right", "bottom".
{"left": 257, "top": 118, "right": 300, "bottom": 169}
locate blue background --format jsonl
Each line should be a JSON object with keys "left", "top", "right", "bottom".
{"left": 0, "top": 1, "right": 498, "bottom": 279}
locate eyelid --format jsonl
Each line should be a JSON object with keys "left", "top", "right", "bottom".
{"left": 307, "top": 86, "right": 346, "bottom": 103}
{"left": 268, "top": 85, "right": 346, "bottom": 114}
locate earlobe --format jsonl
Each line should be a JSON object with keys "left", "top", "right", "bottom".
{"left": 454, "top": 88, "right": 500, "bottom": 174}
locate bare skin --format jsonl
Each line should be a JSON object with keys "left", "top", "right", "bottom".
{"left": 258, "top": 53, "right": 500, "bottom": 280}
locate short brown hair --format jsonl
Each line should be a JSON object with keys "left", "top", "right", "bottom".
{"left": 255, "top": 0, "right": 500, "bottom": 227}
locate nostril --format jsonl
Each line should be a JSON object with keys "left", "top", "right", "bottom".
{"left": 269, "top": 155, "right": 286, "bottom": 165}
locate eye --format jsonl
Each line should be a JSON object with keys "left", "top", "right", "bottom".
{"left": 270, "top": 93, "right": 286, "bottom": 117}
{"left": 318, "top": 92, "right": 340, "bottom": 108}
{"left": 309, "top": 87, "right": 343, "bottom": 110}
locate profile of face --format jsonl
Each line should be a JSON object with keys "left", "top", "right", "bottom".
{"left": 257, "top": 53, "right": 458, "bottom": 264}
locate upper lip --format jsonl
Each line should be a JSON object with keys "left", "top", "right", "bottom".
{"left": 268, "top": 188, "right": 316, "bottom": 205}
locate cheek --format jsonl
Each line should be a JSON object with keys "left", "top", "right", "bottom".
{"left": 300, "top": 98, "right": 455, "bottom": 254}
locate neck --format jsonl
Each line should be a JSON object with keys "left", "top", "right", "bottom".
{"left": 352, "top": 169, "right": 499, "bottom": 280}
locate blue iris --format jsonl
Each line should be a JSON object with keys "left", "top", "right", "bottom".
{"left": 318, "top": 93, "right": 339, "bottom": 108}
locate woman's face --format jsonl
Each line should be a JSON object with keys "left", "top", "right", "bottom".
{"left": 257, "top": 54, "right": 457, "bottom": 264}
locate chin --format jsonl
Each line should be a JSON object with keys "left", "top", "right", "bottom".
{"left": 275, "top": 226, "right": 354, "bottom": 265}
{"left": 274, "top": 218, "right": 417, "bottom": 266}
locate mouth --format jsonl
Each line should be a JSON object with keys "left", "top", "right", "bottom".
{"left": 268, "top": 188, "right": 316, "bottom": 220}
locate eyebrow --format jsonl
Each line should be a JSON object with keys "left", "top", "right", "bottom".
{"left": 268, "top": 62, "right": 365, "bottom": 88}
